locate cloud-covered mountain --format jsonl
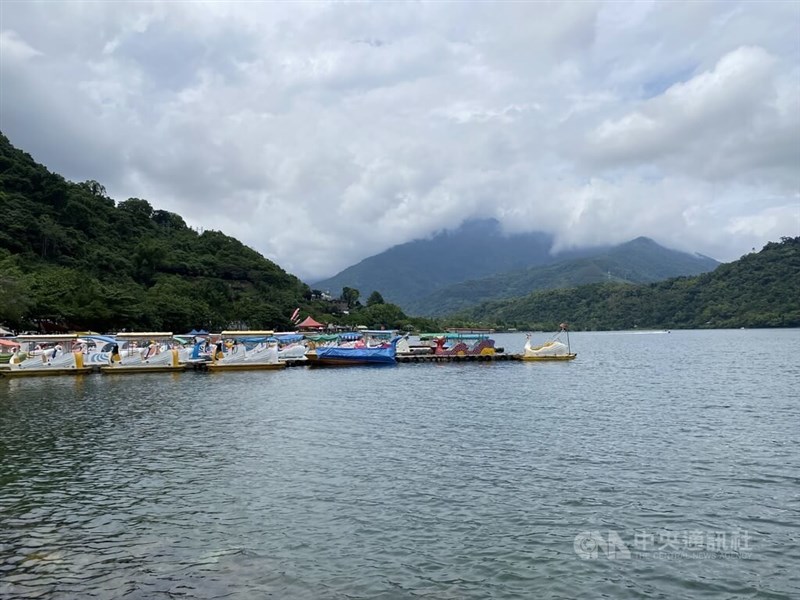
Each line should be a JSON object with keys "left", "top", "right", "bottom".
{"left": 311, "top": 219, "right": 557, "bottom": 308}
{"left": 312, "top": 220, "right": 719, "bottom": 313}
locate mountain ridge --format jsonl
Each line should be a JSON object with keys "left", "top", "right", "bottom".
{"left": 313, "top": 220, "right": 719, "bottom": 314}
{"left": 452, "top": 236, "right": 800, "bottom": 330}
{"left": 311, "top": 219, "right": 559, "bottom": 307}
{"left": 407, "top": 236, "right": 720, "bottom": 316}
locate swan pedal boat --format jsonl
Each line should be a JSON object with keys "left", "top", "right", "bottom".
{"left": 522, "top": 334, "right": 576, "bottom": 361}
{"left": 206, "top": 331, "right": 286, "bottom": 371}
{"left": 101, "top": 333, "right": 185, "bottom": 374}
{"left": 2, "top": 335, "right": 94, "bottom": 377}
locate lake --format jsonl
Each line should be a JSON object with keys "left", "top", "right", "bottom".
{"left": 1, "top": 329, "right": 798, "bottom": 599}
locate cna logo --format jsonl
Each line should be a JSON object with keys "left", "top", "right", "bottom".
{"left": 574, "top": 531, "right": 631, "bottom": 559}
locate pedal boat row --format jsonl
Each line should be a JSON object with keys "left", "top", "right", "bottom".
{"left": 1, "top": 328, "right": 575, "bottom": 377}
{"left": 0, "top": 331, "right": 294, "bottom": 378}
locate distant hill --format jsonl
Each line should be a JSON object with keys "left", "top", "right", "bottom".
{"left": 0, "top": 132, "right": 310, "bottom": 332}
{"left": 312, "top": 219, "right": 561, "bottom": 308}
{"left": 452, "top": 237, "right": 800, "bottom": 330}
{"left": 313, "top": 219, "right": 719, "bottom": 315}
{"left": 408, "top": 237, "right": 720, "bottom": 316}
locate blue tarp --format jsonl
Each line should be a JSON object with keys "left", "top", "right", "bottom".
{"left": 274, "top": 334, "right": 304, "bottom": 343}
{"left": 315, "top": 345, "right": 397, "bottom": 364}
{"left": 314, "top": 337, "right": 400, "bottom": 365}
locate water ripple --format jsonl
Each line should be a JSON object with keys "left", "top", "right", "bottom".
{"left": 1, "top": 329, "right": 799, "bottom": 598}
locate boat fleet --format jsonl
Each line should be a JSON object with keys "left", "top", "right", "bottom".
{"left": 0, "top": 328, "right": 576, "bottom": 378}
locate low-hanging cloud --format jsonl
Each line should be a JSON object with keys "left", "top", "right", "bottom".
{"left": 1, "top": 1, "right": 797, "bottom": 281}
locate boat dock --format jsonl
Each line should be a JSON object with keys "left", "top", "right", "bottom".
{"left": 189, "top": 353, "right": 524, "bottom": 370}
{"left": 2, "top": 353, "right": 533, "bottom": 377}
{"left": 396, "top": 353, "right": 523, "bottom": 363}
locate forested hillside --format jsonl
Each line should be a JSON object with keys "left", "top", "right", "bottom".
{"left": 0, "top": 133, "right": 312, "bottom": 332}
{"left": 452, "top": 237, "right": 800, "bottom": 330}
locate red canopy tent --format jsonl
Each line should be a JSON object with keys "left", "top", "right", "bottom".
{"left": 0, "top": 338, "right": 20, "bottom": 348}
{"left": 297, "top": 316, "right": 324, "bottom": 330}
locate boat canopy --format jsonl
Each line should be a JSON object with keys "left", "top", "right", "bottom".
{"left": 116, "top": 332, "right": 174, "bottom": 340}
{"left": 15, "top": 334, "right": 81, "bottom": 342}
{"left": 306, "top": 334, "right": 339, "bottom": 342}
{"left": 272, "top": 333, "right": 304, "bottom": 343}
{"left": 233, "top": 337, "right": 272, "bottom": 344}
{"left": 81, "top": 334, "right": 117, "bottom": 345}
{"left": 220, "top": 330, "right": 275, "bottom": 337}
{"left": 361, "top": 330, "right": 397, "bottom": 338}
{"left": 338, "top": 332, "right": 362, "bottom": 341}
{"left": 419, "top": 332, "right": 492, "bottom": 340}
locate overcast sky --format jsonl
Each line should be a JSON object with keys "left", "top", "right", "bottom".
{"left": 1, "top": 1, "right": 798, "bottom": 281}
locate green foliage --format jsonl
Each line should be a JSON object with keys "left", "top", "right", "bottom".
{"left": 340, "top": 286, "right": 361, "bottom": 309}
{"left": 0, "top": 132, "right": 312, "bottom": 332}
{"left": 338, "top": 300, "right": 438, "bottom": 332}
{"left": 366, "top": 290, "right": 385, "bottom": 306}
{"left": 452, "top": 238, "right": 800, "bottom": 330}
{"left": 0, "top": 254, "right": 30, "bottom": 328}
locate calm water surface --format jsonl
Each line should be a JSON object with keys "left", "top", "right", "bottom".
{"left": 1, "top": 329, "right": 799, "bottom": 599}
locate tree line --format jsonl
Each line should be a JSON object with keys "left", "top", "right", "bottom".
{"left": 448, "top": 237, "right": 800, "bottom": 331}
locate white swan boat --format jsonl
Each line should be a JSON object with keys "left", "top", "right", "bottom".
{"left": 101, "top": 332, "right": 185, "bottom": 374}
{"left": 206, "top": 331, "right": 285, "bottom": 372}
{"left": 2, "top": 335, "right": 93, "bottom": 377}
{"left": 522, "top": 326, "right": 577, "bottom": 361}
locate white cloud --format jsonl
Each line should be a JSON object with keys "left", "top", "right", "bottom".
{"left": 584, "top": 46, "right": 787, "bottom": 175}
{"left": 0, "top": 1, "right": 798, "bottom": 280}
{"left": 0, "top": 29, "right": 42, "bottom": 60}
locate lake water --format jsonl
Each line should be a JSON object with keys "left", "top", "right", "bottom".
{"left": 1, "top": 329, "right": 799, "bottom": 599}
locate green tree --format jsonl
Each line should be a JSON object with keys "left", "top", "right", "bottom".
{"left": 341, "top": 286, "right": 361, "bottom": 309}
{"left": 366, "top": 290, "right": 385, "bottom": 306}
{"left": 133, "top": 239, "right": 168, "bottom": 285}
{"left": 0, "top": 258, "right": 30, "bottom": 328}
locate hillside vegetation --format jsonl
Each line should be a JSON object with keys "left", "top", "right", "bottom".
{"left": 0, "top": 133, "right": 429, "bottom": 333}
{"left": 451, "top": 237, "right": 800, "bottom": 330}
